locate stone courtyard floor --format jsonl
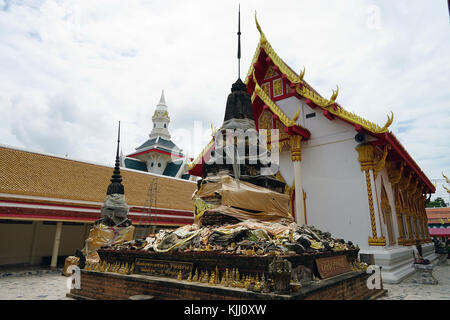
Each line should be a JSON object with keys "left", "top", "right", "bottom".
{"left": 0, "top": 268, "right": 73, "bottom": 300}
{"left": 378, "top": 263, "right": 450, "bottom": 300}
{"left": 0, "top": 263, "right": 448, "bottom": 300}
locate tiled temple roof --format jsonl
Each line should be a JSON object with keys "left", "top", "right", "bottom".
{"left": 0, "top": 145, "right": 196, "bottom": 211}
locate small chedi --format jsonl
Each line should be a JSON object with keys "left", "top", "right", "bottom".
{"left": 93, "top": 79, "right": 367, "bottom": 295}
{"left": 63, "top": 123, "right": 134, "bottom": 276}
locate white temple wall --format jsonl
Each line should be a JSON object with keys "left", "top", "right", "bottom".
{"left": 278, "top": 151, "right": 294, "bottom": 187}
{"left": 275, "top": 95, "right": 374, "bottom": 248}
{"left": 302, "top": 137, "right": 372, "bottom": 248}
{"left": 277, "top": 95, "right": 353, "bottom": 141}
{"left": 276, "top": 97, "right": 306, "bottom": 126}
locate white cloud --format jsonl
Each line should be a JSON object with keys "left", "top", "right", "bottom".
{"left": 0, "top": 0, "right": 449, "bottom": 200}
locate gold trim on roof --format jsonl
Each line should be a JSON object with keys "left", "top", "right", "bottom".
{"left": 251, "top": 70, "right": 297, "bottom": 128}
{"left": 443, "top": 172, "right": 449, "bottom": 184}
{"left": 247, "top": 12, "right": 394, "bottom": 135}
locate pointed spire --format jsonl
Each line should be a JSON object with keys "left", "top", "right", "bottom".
{"left": 237, "top": 4, "right": 241, "bottom": 79}
{"left": 157, "top": 89, "right": 166, "bottom": 106}
{"left": 106, "top": 121, "right": 124, "bottom": 195}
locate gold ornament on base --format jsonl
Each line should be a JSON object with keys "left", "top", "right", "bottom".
{"left": 201, "top": 270, "right": 209, "bottom": 283}
{"left": 209, "top": 272, "right": 216, "bottom": 285}
{"left": 215, "top": 266, "right": 220, "bottom": 285}
{"left": 192, "top": 269, "right": 199, "bottom": 282}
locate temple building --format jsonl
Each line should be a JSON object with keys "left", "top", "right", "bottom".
{"left": 0, "top": 144, "right": 196, "bottom": 267}
{"left": 427, "top": 207, "right": 450, "bottom": 242}
{"left": 187, "top": 16, "right": 436, "bottom": 283}
{"left": 122, "top": 91, "right": 191, "bottom": 180}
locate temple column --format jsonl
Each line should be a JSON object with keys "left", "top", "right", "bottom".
{"left": 387, "top": 162, "right": 405, "bottom": 245}
{"left": 415, "top": 199, "right": 425, "bottom": 244}
{"left": 409, "top": 190, "right": 421, "bottom": 244}
{"left": 420, "top": 194, "right": 430, "bottom": 243}
{"left": 413, "top": 215, "right": 420, "bottom": 243}
{"left": 51, "top": 221, "right": 63, "bottom": 268}
{"left": 398, "top": 172, "right": 413, "bottom": 246}
{"left": 423, "top": 204, "right": 432, "bottom": 242}
{"left": 290, "top": 135, "right": 305, "bottom": 225}
{"left": 395, "top": 207, "right": 405, "bottom": 245}
{"left": 419, "top": 216, "right": 426, "bottom": 243}
{"left": 356, "top": 144, "right": 385, "bottom": 246}
{"left": 406, "top": 212, "right": 414, "bottom": 245}
{"left": 425, "top": 219, "right": 432, "bottom": 242}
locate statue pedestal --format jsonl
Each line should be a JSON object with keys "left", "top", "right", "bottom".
{"left": 412, "top": 264, "right": 438, "bottom": 285}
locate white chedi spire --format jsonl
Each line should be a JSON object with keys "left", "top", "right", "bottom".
{"left": 157, "top": 90, "right": 167, "bottom": 109}
{"left": 149, "top": 90, "right": 171, "bottom": 140}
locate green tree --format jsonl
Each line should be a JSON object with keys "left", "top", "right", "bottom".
{"left": 426, "top": 197, "right": 449, "bottom": 208}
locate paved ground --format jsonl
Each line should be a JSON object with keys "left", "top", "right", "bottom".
{"left": 378, "top": 263, "right": 450, "bottom": 300}
{"left": 0, "top": 263, "right": 448, "bottom": 300}
{"left": 0, "top": 269, "right": 73, "bottom": 300}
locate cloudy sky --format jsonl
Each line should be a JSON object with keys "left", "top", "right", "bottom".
{"left": 0, "top": 0, "right": 449, "bottom": 200}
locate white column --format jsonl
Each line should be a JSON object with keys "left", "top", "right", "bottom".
{"left": 293, "top": 161, "right": 305, "bottom": 225}
{"left": 50, "top": 221, "right": 63, "bottom": 268}
{"left": 370, "top": 170, "right": 384, "bottom": 240}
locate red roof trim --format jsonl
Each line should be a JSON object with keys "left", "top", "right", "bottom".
{"left": 383, "top": 132, "right": 435, "bottom": 193}
{"left": 127, "top": 148, "right": 184, "bottom": 159}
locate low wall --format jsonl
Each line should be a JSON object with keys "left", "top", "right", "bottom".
{"left": 68, "top": 270, "right": 385, "bottom": 300}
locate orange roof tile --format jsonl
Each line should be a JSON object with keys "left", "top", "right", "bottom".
{"left": 0, "top": 146, "right": 196, "bottom": 211}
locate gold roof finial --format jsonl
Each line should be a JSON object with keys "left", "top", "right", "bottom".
{"left": 379, "top": 111, "right": 394, "bottom": 132}
{"left": 255, "top": 11, "right": 267, "bottom": 44}
{"left": 291, "top": 107, "right": 301, "bottom": 124}
{"left": 442, "top": 172, "right": 449, "bottom": 184}
{"left": 298, "top": 66, "right": 306, "bottom": 81}
{"left": 443, "top": 172, "right": 450, "bottom": 194}
{"left": 330, "top": 85, "right": 339, "bottom": 102}
{"left": 443, "top": 184, "right": 450, "bottom": 194}
{"left": 255, "top": 11, "right": 262, "bottom": 34}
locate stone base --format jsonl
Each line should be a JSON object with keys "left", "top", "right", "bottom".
{"left": 422, "top": 243, "right": 439, "bottom": 265}
{"left": 68, "top": 270, "right": 385, "bottom": 300}
{"left": 412, "top": 264, "right": 438, "bottom": 285}
{"left": 359, "top": 243, "right": 437, "bottom": 284}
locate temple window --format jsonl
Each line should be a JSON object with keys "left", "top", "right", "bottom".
{"left": 273, "top": 78, "right": 283, "bottom": 97}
